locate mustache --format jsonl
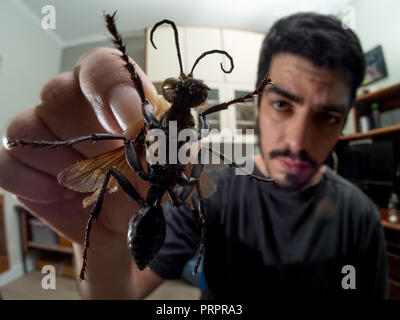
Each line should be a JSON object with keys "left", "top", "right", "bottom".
{"left": 269, "top": 149, "right": 317, "bottom": 167}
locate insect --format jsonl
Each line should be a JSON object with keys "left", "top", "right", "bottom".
{"left": 6, "top": 12, "right": 276, "bottom": 280}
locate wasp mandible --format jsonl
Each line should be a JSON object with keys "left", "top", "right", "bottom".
{"left": 6, "top": 11, "right": 275, "bottom": 280}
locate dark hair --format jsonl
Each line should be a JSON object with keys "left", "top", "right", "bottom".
{"left": 256, "top": 12, "right": 365, "bottom": 106}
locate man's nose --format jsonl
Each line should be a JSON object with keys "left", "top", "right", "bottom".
{"left": 285, "top": 111, "right": 313, "bottom": 155}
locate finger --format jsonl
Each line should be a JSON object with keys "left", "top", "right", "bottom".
{"left": 0, "top": 149, "right": 78, "bottom": 203}
{"left": 5, "top": 108, "right": 83, "bottom": 176}
{"left": 36, "top": 71, "right": 121, "bottom": 158}
{"left": 17, "top": 196, "right": 88, "bottom": 244}
{"left": 75, "top": 47, "right": 156, "bottom": 137}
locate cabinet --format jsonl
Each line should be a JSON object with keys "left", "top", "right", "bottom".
{"left": 16, "top": 206, "right": 74, "bottom": 278}
{"left": 222, "top": 29, "right": 264, "bottom": 85}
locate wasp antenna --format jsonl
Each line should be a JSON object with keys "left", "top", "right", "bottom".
{"left": 103, "top": 10, "right": 117, "bottom": 19}
{"left": 189, "top": 49, "right": 234, "bottom": 76}
{"left": 150, "top": 19, "right": 184, "bottom": 77}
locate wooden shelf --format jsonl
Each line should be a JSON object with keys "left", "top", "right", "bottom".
{"left": 339, "top": 123, "right": 400, "bottom": 141}
{"left": 379, "top": 208, "right": 400, "bottom": 232}
{"left": 341, "top": 82, "right": 400, "bottom": 139}
{"left": 15, "top": 205, "right": 74, "bottom": 274}
{"left": 357, "top": 82, "right": 400, "bottom": 104}
{"left": 27, "top": 241, "right": 73, "bottom": 255}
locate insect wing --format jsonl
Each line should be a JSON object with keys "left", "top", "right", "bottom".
{"left": 186, "top": 170, "right": 217, "bottom": 210}
{"left": 199, "top": 170, "right": 217, "bottom": 199}
{"left": 57, "top": 146, "right": 131, "bottom": 207}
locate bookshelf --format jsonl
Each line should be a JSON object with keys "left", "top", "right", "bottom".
{"left": 338, "top": 82, "right": 400, "bottom": 299}
{"left": 16, "top": 205, "right": 74, "bottom": 278}
{"left": 340, "top": 82, "right": 400, "bottom": 141}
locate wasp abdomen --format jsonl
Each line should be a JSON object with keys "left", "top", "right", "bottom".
{"left": 127, "top": 205, "right": 166, "bottom": 270}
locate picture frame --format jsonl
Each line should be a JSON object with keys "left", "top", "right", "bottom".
{"left": 361, "top": 45, "right": 388, "bottom": 86}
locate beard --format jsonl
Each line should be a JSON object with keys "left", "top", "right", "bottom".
{"left": 264, "top": 158, "right": 320, "bottom": 192}
{"left": 257, "top": 138, "right": 319, "bottom": 192}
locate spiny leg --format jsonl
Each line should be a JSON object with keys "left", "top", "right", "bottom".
{"left": 206, "top": 146, "right": 277, "bottom": 185}
{"left": 104, "top": 11, "right": 145, "bottom": 104}
{"left": 179, "top": 147, "right": 205, "bottom": 202}
{"left": 197, "top": 113, "right": 210, "bottom": 140}
{"left": 79, "top": 167, "right": 146, "bottom": 280}
{"left": 132, "top": 127, "right": 153, "bottom": 178}
{"left": 123, "top": 137, "right": 151, "bottom": 181}
{"left": 6, "top": 133, "right": 129, "bottom": 149}
{"left": 167, "top": 187, "right": 183, "bottom": 207}
{"left": 193, "top": 181, "right": 206, "bottom": 274}
{"left": 176, "top": 172, "right": 198, "bottom": 186}
{"left": 7, "top": 132, "right": 152, "bottom": 182}
{"left": 104, "top": 11, "right": 160, "bottom": 129}
{"left": 201, "top": 75, "right": 272, "bottom": 118}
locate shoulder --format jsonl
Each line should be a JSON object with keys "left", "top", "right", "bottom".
{"left": 205, "top": 165, "right": 235, "bottom": 183}
{"left": 323, "top": 166, "right": 381, "bottom": 226}
{"left": 204, "top": 165, "right": 250, "bottom": 199}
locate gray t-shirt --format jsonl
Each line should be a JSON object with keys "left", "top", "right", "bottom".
{"left": 150, "top": 165, "right": 388, "bottom": 299}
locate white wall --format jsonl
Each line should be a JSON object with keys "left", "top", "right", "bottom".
{"left": 0, "top": 0, "right": 62, "bottom": 286}
{"left": 60, "top": 35, "right": 145, "bottom": 73}
{"left": 351, "top": 0, "right": 400, "bottom": 92}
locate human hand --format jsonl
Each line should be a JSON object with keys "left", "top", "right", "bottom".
{"left": 0, "top": 47, "right": 158, "bottom": 247}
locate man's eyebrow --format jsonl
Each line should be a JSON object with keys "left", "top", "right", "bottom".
{"left": 313, "top": 104, "right": 348, "bottom": 115}
{"left": 264, "top": 84, "right": 303, "bottom": 103}
{"left": 265, "top": 84, "right": 349, "bottom": 115}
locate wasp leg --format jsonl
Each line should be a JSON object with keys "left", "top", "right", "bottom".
{"left": 6, "top": 133, "right": 130, "bottom": 149}
{"left": 176, "top": 172, "right": 198, "bottom": 186}
{"left": 79, "top": 167, "right": 146, "bottom": 281}
{"left": 123, "top": 138, "right": 151, "bottom": 181}
{"left": 104, "top": 12, "right": 161, "bottom": 129}
{"left": 193, "top": 181, "right": 206, "bottom": 275}
{"left": 198, "top": 114, "right": 210, "bottom": 140}
{"left": 206, "top": 146, "right": 277, "bottom": 185}
{"left": 201, "top": 75, "right": 272, "bottom": 118}
{"left": 179, "top": 148, "right": 205, "bottom": 202}
{"left": 104, "top": 12, "right": 146, "bottom": 105}
{"left": 167, "top": 187, "right": 183, "bottom": 207}
{"left": 142, "top": 102, "right": 161, "bottom": 128}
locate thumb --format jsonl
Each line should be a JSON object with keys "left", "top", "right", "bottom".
{"left": 75, "top": 47, "right": 158, "bottom": 137}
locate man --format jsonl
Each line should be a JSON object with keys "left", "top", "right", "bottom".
{"left": 149, "top": 13, "right": 388, "bottom": 299}
{"left": 0, "top": 12, "right": 387, "bottom": 299}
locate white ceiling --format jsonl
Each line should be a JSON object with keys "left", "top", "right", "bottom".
{"left": 16, "top": 0, "right": 353, "bottom": 47}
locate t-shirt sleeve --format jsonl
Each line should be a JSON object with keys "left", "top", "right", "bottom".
{"left": 149, "top": 198, "right": 201, "bottom": 279}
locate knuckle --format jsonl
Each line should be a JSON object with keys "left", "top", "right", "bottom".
{"left": 40, "top": 72, "right": 74, "bottom": 103}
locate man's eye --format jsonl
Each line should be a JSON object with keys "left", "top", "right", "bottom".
{"left": 321, "top": 112, "right": 341, "bottom": 124}
{"left": 272, "top": 101, "right": 289, "bottom": 111}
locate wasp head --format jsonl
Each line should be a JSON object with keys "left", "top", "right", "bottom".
{"left": 162, "top": 76, "right": 210, "bottom": 109}
{"left": 151, "top": 20, "right": 234, "bottom": 110}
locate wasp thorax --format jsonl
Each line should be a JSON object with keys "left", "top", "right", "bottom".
{"left": 162, "top": 77, "right": 179, "bottom": 103}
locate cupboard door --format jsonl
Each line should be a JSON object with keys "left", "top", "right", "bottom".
{"left": 222, "top": 30, "right": 264, "bottom": 85}
{"left": 185, "top": 27, "right": 225, "bottom": 83}
{"left": 145, "top": 26, "right": 187, "bottom": 82}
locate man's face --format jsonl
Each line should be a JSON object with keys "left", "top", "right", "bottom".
{"left": 258, "top": 53, "right": 350, "bottom": 191}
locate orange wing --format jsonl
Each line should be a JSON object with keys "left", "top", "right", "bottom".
{"left": 57, "top": 146, "right": 132, "bottom": 208}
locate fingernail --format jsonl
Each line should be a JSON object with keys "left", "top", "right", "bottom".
{"left": 109, "top": 85, "right": 143, "bottom": 131}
